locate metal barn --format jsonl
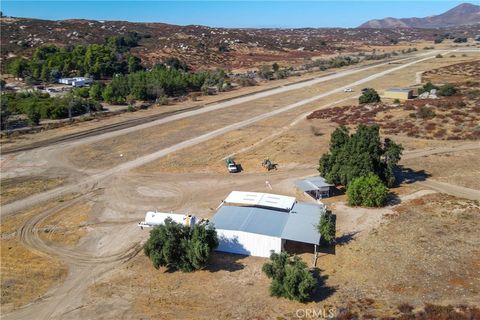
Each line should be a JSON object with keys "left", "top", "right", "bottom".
{"left": 211, "top": 191, "right": 326, "bottom": 258}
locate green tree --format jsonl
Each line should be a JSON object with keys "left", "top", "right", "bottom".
{"left": 420, "top": 82, "right": 439, "bottom": 94}
{"left": 25, "top": 102, "right": 41, "bottom": 126}
{"left": 347, "top": 174, "right": 388, "bottom": 207}
{"left": 318, "top": 124, "right": 403, "bottom": 188}
{"left": 262, "top": 252, "right": 317, "bottom": 302}
{"left": 127, "top": 55, "right": 142, "bottom": 73}
{"left": 317, "top": 212, "right": 335, "bottom": 245}
{"left": 143, "top": 218, "right": 218, "bottom": 272}
{"left": 8, "top": 58, "right": 29, "bottom": 78}
{"left": 0, "top": 98, "right": 11, "bottom": 130}
{"left": 272, "top": 62, "right": 280, "bottom": 72}
{"left": 359, "top": 88, "right": 381, "bottom": 104}
{"left": 89, "top": 83, "right": 103, "bottom": 100}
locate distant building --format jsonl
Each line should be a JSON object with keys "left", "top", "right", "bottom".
{"left": 58, "top": 77, "right": 93, "bottom": 87}
{"left": 384, "top": 88, "right": 413, "bottom": 100}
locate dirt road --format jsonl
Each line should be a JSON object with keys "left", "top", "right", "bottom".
{"left": 1, "top": 50, "right": 458, "bottom": 217}
{"left": 2, "top": 48, "right": 480, "bottom": 320}
{"left": 1, "top": 50, "right": 455, "bottom": 156}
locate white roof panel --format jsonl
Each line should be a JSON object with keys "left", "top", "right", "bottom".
{"left": 224, "top": 191, "right": 296, "bottom": 211}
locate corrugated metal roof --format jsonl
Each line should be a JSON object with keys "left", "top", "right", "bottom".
{"left": 211, "top": 201, "right": 324, "bottom": 245}
{"left": 295, "top": 176, "right": 334, "bottom": 192}
{"left": 385, "top": 88, "right": 412, "bottom": 93}
{"left": 212, "top": 206, "right": 288, "bottom": 238}
{"left": 282, "top": 203, "right": 322, "bottom": 244}
{"left": 224, "top": 191, "right": 296, "bottom": 211}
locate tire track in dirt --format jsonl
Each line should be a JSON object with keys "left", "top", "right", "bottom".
{"left": 1, "top": 51, "right": 450, "bottom": 217}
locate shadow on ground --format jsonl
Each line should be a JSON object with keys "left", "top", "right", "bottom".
{"left": 395, "top": 166, "right": 431, "bottom": 184}
{"left": 310, "top": 268, "right": 336, "bottom": 302}
{"left": 205, "top": 252, "right": 246, "bottom": 272}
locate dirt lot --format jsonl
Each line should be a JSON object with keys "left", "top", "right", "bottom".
{"left": 38, "top": 203, "right": 91, "bottom": 246}
{"left": 0, "top": 204, "right": 68, "bottom": 313}
{"left": 1, "top": 49, "right": 480, "bottom": 320}
{"left": 321, "top": 193, "right": 480, "bottom": 317}
{"left": 80, "top": 192, "right": 479, "bottom": 319}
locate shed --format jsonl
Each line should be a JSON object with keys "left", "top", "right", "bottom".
{"left": 211, "top": 191, "right": 325, "bottom": 259}
{"left": 295, "top": 176, "right": 334, "bottom": 199}
{"left": 384, "top": 88, "right": 413, "bottom": 100}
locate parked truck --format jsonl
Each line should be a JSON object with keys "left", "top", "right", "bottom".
{"left": 226, "top": 158, "right": 239, "bottom": 173}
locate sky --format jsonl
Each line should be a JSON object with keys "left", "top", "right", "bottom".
{"left": 1, "top": 1, "right": 477, "bottom": 28}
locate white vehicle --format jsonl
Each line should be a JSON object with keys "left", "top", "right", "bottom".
{"left": 226, "top": 158, "right": 239, "bottom": 173}
{"left": 343, "top": 87, "right": 352, "bottom": 92}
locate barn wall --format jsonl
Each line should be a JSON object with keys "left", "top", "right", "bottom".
{"left": 216, "top": 229, "right": 282, "bottom": 257}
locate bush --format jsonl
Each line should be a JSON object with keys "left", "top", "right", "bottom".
{"left": 347, "top": 174, "right": 388, "bottom": 207}
{"left": 436, "top": 54, "right": 443, "bottom": 58}
{"left": 26, "top": 104, "right": 41, "bottom": 125}
{"left": 359, "top": 88, "right": 381, "bottom": 104}
{"left": 143, "top": 218, "right": 218, "bottom": 272}
{"left": 416, "top": 106, "right": 436, "bottom": 119}
{"left": 317, "top": 212, "right": 335, "bottom": 245}
{"left": 453, "top": 37, "right": 467, "bottom": 43}
{"left": 420, "top": 81, "right": 439, "bottom": 94}
{"left": 438, "top": 84, "right": 457, "bottom": 96}
{"left": 262, "top": 252, "right": 317, "bottom": 302}
{"left": 393, "top": 98, "right": 400, "bottom": 104}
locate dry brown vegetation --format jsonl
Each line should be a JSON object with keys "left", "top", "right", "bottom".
{"left": 38, "top": 203, "right": 91, "bottom": 246}
{"left": 0, "top": 176, "right": 64, "bottom": 205}
{"left": 0, "top": 205, "right": 68, "bottom": 313}
{"left": 423, "top": 60, "right": 480, "bottom": 83}
{"left": 2, "top": 16, "right": 479, "bottom": 70}
{"left": 321, "top": 193, "right": 480, "bottom": 316}
{"left": 307, "top": 85, "right": 480, "bottom": 140}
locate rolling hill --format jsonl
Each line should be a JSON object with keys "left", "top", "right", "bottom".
{"left": 359, "top": 3, "right": 480, "bottom": 28}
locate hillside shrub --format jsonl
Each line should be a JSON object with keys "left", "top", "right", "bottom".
{"left": 438, "top": 84, "right": 457, "bottom": 97}
{"left": 359, "top": 88, "right": 381, "bottom": 104}
{"left": 347, "top": 174, "right": 388, "bottom": 207}
{"left": 416, "top": 106, "right": 436, "bottom": 119}
{"left": 262, "top": 252, "right": 317, "bottom": 302}
{"left": 143, "top": 218, "right": 218, "bottom": 272}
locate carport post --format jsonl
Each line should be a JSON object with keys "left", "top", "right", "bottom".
{"left": 313, "top": 244, "right": 318, "bottom": 267}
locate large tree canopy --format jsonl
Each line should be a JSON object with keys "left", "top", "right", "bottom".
{"left": 143, "top": 218, "right": 218, "bottom": 272}
{"left": 318, "top": 124, "right": 403, "bottom": 188}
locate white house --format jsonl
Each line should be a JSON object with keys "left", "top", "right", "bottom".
{"left": 58, "top": 77, "right": 93, "bottom": 87}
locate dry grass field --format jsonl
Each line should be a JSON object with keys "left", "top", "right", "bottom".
{"left": 0, "top": 177, "right": 64, "bottom": 205}
{"left": 0, "top": 205, "right": 68, "bottom": 313}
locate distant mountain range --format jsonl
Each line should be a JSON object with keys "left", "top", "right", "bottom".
{"left": 359, "top": 3, "right": 480, "bottom": 28}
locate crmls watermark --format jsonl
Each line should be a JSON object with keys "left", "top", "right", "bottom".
{"left": 296, "top": 307, "right": 337, "bottom": 319}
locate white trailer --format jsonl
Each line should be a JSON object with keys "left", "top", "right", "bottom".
{"left": 138, "top": 211, "right": 197, "bottom": 229}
